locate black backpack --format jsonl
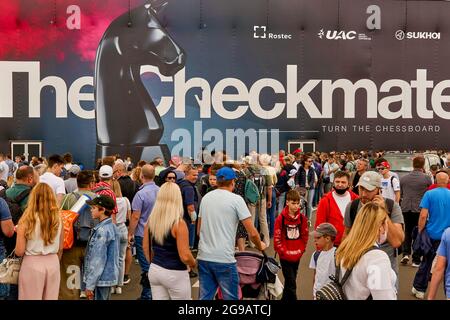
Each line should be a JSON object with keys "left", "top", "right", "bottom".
{"left": 0, "top": 188, "right": 30, "bottom": 225}
{"left": 349, "top": 198, "right": 395, "bottom": 225}
{"left": 315, "top": 247, "right": 379, "bottom": 300}
{"left": 0, "top": 187, "right": 31, "bottom": 254}
{"left": 256, "top": 252, "right": 281, "bottom": 284}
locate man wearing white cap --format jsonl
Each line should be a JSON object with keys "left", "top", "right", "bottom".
{"left": 92, "top": 165, "right": 118, "bottom": 220}
{"left": 343, "top": 171, "right": 404, "bottom": 278}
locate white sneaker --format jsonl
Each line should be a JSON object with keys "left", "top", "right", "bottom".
{"left": 411, "top": 262, "right": 421, "bottom": 268}
{"left": 79, "top": 291, "right": 87, "bottom": 299}
{"left": 115, "top": 287, "right": 122, "bottom": 295}
{"left": 111, "top": 286, "right": 115, "bottom": 294}
{"left": 411, "top": 287, "right": 425, "bottom": 299}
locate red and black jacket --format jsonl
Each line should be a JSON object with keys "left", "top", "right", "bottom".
{"left": 274, "top": 207, "right": 308, "bottom": 262}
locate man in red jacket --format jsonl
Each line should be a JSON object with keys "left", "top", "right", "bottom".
{"left": 274, "top": 189, "right": 309, "bottom": 300}
{"left": 315, "top": 170, "right": 358, "bottom": 246}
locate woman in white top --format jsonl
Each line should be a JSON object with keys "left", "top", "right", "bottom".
{"left": 15, "top": 183, "right": 64, "bottom": 300}
{"left": 111, "top": 180, "right": 131, "bottom": 294}
{"left": 336, "top": 202, "right": 397, "bottom": 300}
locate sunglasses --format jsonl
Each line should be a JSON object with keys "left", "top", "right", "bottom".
{"left": 376, "top": 167, "right": 386, "bottom": 171}
{"left": 166, "top": 176, "right": 176, "bottom": 180}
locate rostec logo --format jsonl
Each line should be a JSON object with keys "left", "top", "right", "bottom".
{"left": 318, "top": 29, "right": 371, "bottom": 41}
{"left": 253, "top": 26, "right": 292, "bottom": 40}
{"left": 395, "top": 30, "right": 441, "bottom": 40}
{"left": 253, "top": 26, "right": 266, "bottom": 39}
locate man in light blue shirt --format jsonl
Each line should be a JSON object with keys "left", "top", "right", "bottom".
{"left": 129, "top": 164, "right": 159, "bottom": 300}
{"left": 197, "top": 167, "right": 266, "bottom": 300}
{"left": 412, "top": 171, "right": 450, "bottom": 299}
{"left": 428, "top": 227, "right": 450, "bottom": 300}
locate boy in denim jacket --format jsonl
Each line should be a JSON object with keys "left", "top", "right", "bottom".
{"left": 84, "top": 195, "right": 120, "bottom": 300}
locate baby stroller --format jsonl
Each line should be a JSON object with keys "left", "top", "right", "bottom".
{"left": 218, "top": 251, "right": 282, "bottom": 300}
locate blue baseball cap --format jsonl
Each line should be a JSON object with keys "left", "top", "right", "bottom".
{"left": 216, "top": 167, "right": 237, "bottom": 182}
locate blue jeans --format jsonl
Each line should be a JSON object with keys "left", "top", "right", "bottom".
{"left": 0, "top": 245, "right": 8, "bottom": 299}
{"left": 266, "top": 188, "right": 276, "bottom": 238}
{"left": 277, "top": 192, "right": 286, "bottom": 216}
{"left": 184, "top": 218, "right": 196, "bottom": 249}
{"left": 313, "top": 183, "right": 321, "bottom": 207}
{"left": 134, "top": 236, "right": 152, "bottom": 300}
{"left": 198, "top": 260, "right": 239, "bottom": 300}
{"left": 306, "top": 188, "right": 315, "bottom": 220}
{"left": 94, "top": 287, "right": 111, "bottom": 300}
{"left": 413, "top": 239, "right": 441, "bottom": 292}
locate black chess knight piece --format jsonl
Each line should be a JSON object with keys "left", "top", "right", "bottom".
{"left": 94, "top": 1, "right": 185, "bottom": 162}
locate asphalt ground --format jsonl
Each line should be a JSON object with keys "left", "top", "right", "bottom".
{"left": 112, "top": 209, "right": 446, "bottom": 301}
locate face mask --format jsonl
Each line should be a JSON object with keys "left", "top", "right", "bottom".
{"left": 334, "top": 186, "right": 349, "bottom": 195}
{"left": 377, "top": 224, "right": 388, "bottom": 245}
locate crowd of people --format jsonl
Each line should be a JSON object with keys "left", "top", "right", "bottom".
{"left": 0, "top": 148, "right": 449, "bottom": 301}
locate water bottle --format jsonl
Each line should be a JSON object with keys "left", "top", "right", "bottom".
{"left": 70, "top": 194, "right": 93, "bottom": 213}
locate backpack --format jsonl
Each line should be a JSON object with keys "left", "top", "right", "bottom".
{"left": 256, "top": 253, "right": 281, "bottom": 284}
{"left": 245, "top": 167, "right": 266, "bottom": 205}
{"left": 349, "top": 198, "right": 395, "bottom": 225}
{"left": 244, "top": 179, "right": 260, "bottom": 205}
{"left": 0, "top": 188, "right": 30, "bottom": 225}
{"left": 0, "top": 188, "right": 31, "bottom": 254}
{"left": 315, "top": 247, "right": 379, "bottom": 300}
{"left": 67, "top": 192, "right": 98, "bottom": 245}
{"left": 61, "top": 167, "right": 70, "bottom": 181}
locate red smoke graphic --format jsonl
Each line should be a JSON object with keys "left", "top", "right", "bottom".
{"left": 0, "top": 0, "right": 139, "bottom": 63}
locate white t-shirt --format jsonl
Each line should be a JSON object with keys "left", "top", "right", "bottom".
{"left": 332, "top": 191, "right": 351, "bottom": 217}
{"left": 39, "top": 172, "right": 66, "bottom": 196}
{"left": 309, "top": 247, "right": 337, "bottom": 298}
{"left": 198, "top": 189, "right": 251, "bottom": 264}
{"left": 341, "top": 248, "right": 397, "bottom": 300}
{"left": 0, "top": 161, "right": 9, "bottom": 181}
{"left": 324, "top": 162, "right": 339, "bottom": 182}
{"left": 64, "top": 178, "right": 78, "bottom": 194}
{"left": 116, "top": 197, "right": 131, "bottom": 224}
{"left": 26, "top": 217, "right": 62, "bottom": 256}
{"left": 380, "top": 173, "right": 400, "bottom": 202}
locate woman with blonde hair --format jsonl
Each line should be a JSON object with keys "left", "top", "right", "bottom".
{"left": 143, "top": 182, "right": 196, "bottom": 300}
{"left": 15, "top": 182, "right": 64, "bottom": 300}
{"left": 335, "top": 202, "right": 397, "bottom": 300}
{"left": 131, "top": 166, "right": 142, "bottom": 186}
{"left": 111, "top": 180, "right": 131, "bottom": 295}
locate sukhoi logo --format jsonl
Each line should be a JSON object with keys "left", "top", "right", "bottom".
{"left": 395, "top": 30, "right": 441, "bottom": 40}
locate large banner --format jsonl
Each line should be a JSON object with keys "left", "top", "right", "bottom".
{"left": 1, "top": 0, "right": 449, "bottom": 166}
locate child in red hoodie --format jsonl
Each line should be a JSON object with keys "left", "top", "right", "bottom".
{"left": 274, "top": 189, "right": 309, "bottom": 300}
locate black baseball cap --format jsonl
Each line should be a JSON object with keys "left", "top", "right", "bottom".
{"left": 86, "top": 195, "right": 115, "bottom": 210}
